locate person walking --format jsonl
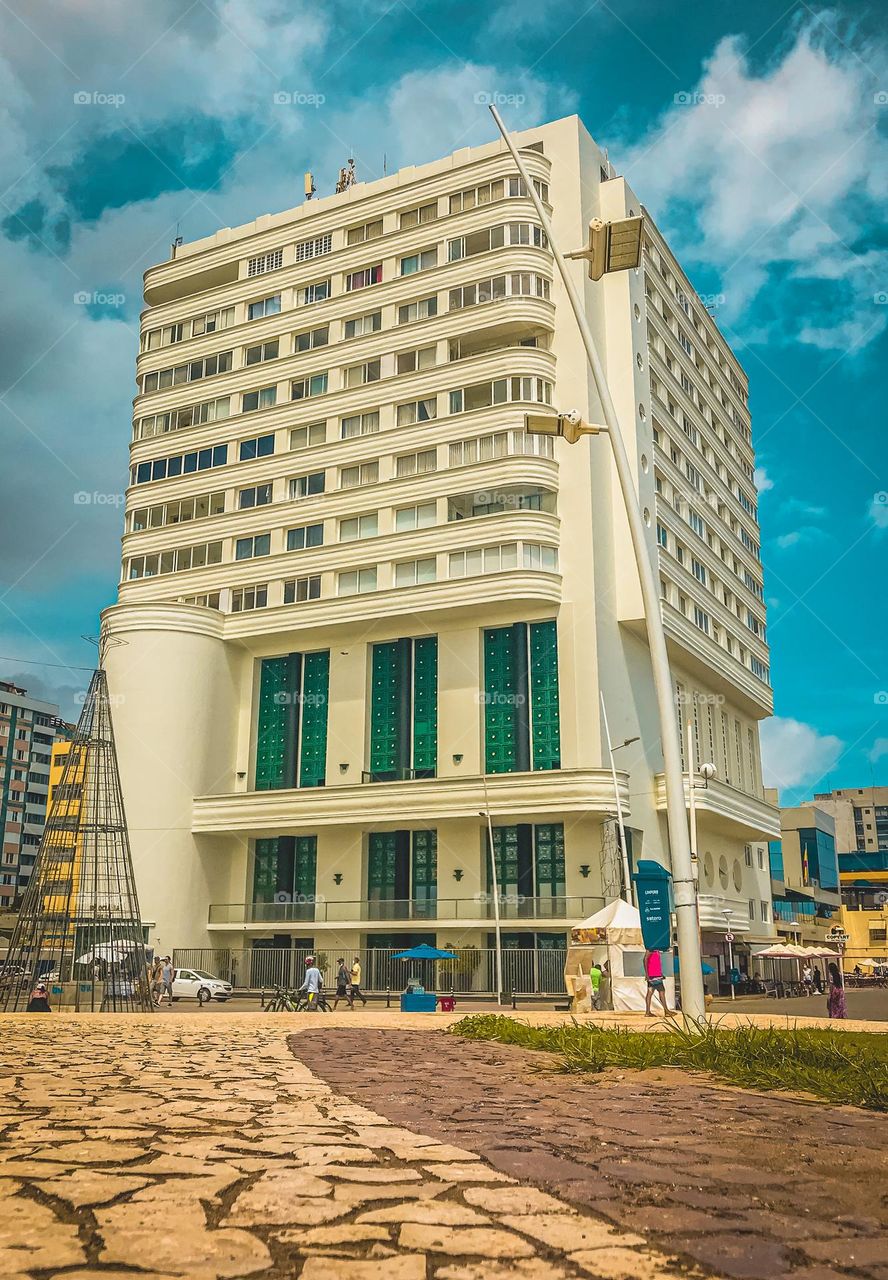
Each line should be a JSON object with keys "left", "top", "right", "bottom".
{"left": 644, "top": 948, "right": 670, "bottom": 1017}
{"left": 158, "top": 957, "right": 175, "bottom": 1006}
{"left": 26, "top": 981, "right": 51, "bottom": 1012}
{"left": 298, "top": 955, "right": 322, "bottom": 1010}
{"left": 827, "top": 962, "right": 846, "bottom": 1019}
{"left": 350, "top": 957, "right": 367, "bottom": 1007}
{"left": 151, "top": 958, "right": 165, "bottom": 1007}
{"left": 589, "top": 959, "right": 603, "bottom": 1011}
{"left": 333, "top": 957, "right": 353, "bottom": 1010}
{"left": 802, "top": 963, "right": 814, "bottom": 996}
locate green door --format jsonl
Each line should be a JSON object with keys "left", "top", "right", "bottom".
{"left": 483, "top": 627, "right": 520, "bottom": 773}
{"left": 529, "top": 621, "right": 561, "bottom": 770}
{"left": 411, "top": 829, "right": 437, "bottom": 917}
{"left": 368, "top": 832, "right": 397, "bottom": 902}
{"left": 299, "top": 651, "right": 329, "bottom": 788}
{"left": 412, "top": 637, "right": 438, "bottom": 777}
{"left": 534, "top": 823, "right": 565, "bottom": 905}
{"left": 255, "top": 655, "right": 300, "bottom": 789}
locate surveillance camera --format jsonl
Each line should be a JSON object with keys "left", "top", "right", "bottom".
{"left": 562, "top": 409, "right": 582, "bottom": 426}
{"left": 699, "top": 762, "right": 718, "bottom": 781}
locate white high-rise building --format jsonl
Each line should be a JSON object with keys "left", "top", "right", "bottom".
{"left": 104, "top": 115, "right": 778, "bottom": 989}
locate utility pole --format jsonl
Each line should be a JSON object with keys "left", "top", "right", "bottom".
{"left": 489, "top": 105, "right": 706, "bottom": 1022}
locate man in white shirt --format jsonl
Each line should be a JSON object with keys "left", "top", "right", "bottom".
{"left": 298, "top": 956, "right": 322, "bottom": 1010}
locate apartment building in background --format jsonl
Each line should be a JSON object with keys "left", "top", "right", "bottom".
{"left": 0, "top": 681, "right": 69, "bottom": 908}
{"left": 807, "top": 785, "right": 888, "bottom": 964}
{"left": 103, "top": 115, "right": 778, "bottom": 986}
{"left": 767, "top": 792, "right": 842, "bottom": 947}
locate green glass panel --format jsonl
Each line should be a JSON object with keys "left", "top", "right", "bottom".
{"left": 534, "top": 822, "right": 565, "bottom": 897}
{"left": 255, "top": 656, "right": 298, "bottom": 790}
{"left": 488, "top": 825, "right": 520, "bottom": 895}
{"left": 368, "top": 831, "right": 397, "bottom": 899}
{"left": 252, "top": 837, "right": 279, "bottom": 903}
{"left": 294, "top": 835, "right": 317, "bottom": 898}
{"left": 369, "top": 642, "right": 401, "bottom": 778}
{"left": 412, "top": 637, "right": 437, "bottom": 776}
{"left": 529, "top": 620, "right": 561, "bottom": 770}
{"left": 483, "top": 627, "right": 519, "bottom": 773}
{"left": 411, "top": 829, "right": 437, "bottom": 902}
{"left": 299, "top": 651, "right": 329, "bottom": 788}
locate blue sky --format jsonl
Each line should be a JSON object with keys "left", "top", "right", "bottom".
{"left": 0, "top": 0, "right": 885, "bottom": 804}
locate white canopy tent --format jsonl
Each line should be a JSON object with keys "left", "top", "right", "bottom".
{"left": 565, "top": 899, "right": 676, "bottom": 1013}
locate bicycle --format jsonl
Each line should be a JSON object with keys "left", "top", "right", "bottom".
{"left": 294, "top": 989, "right": 331, "bottom": 1013}
{"left": 264, "top": 984, "right": 299, "bottom": 1012}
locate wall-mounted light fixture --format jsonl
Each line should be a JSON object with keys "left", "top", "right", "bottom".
{"left": 333, "top": 872, "right": 343, "bottom": 885}
{"left": 452, "top": 753, "right": 464, "bottom": 765}
{"left": 579, "top": 864, "right": 591, "bottom": 879}
{"left": 339, "top": 762, "right": 349, "bottom": 774}
{"left": 453, "top": 868, "right": 464, "bottom": 882}
{"left": 236, "top": 771, "right": 246, "bottom": 780}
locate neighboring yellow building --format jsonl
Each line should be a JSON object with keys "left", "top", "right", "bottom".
{"left": 45, "top": 730, "right": 83, "bottom": 944}
{"left": 767, "top": 794, "right": 842, "bottom": 946}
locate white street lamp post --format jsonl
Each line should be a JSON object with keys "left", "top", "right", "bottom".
{"left": 489, "top": 105, "right": 706, "bottom": 1022}
{"left": 480, "top": 775, "right": 503, "bottom": 1005}
{"left": 600, "top": 691, "right": 636, "bottom": 904}
{"left": 722, "top": 908, "right": 735, "bottom": 1000}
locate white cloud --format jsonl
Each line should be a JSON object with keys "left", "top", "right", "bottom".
{"left": 869, "top": 737, "right": 888, "bottom": 765}
{"left": 621, "top": 16, "right": 888, "bottom": 350}
{"left": 753, "top": 465, "right": 774, "bottom": 492}
{"left": 760, "top": 716, "right": 844, "bottom": 792}
{"left": 775, "top": 526, "right": 827, "bottom": 548}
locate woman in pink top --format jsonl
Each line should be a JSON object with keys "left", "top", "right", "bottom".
{"left": 644, "top": 948, "right": 670, "bottom": 1017}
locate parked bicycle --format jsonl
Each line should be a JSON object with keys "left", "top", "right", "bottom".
{"left": 264, "top": 984, "right": 299, "bottom": 1012}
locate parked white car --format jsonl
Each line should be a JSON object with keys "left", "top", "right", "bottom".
{"left": 171, "top": 968, "right": 232, "bottom": 1004}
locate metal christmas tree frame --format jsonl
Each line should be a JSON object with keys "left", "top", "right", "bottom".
{"left": 1, "top": 657, "right": 152, "bottom": 1013}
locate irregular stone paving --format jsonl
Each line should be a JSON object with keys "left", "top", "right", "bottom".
{"left": 294, "top": 1026, "right": 888, "bottom": 1280}
{"left": 0, "top": 1015, "right": 711, "bottom": 1279}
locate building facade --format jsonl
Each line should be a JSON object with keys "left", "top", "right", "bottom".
{"left": 0, "top": 681, "right": 69, "bottom": 908}
{"left": 767, "top": 794, "right": 842, "bottom": 946}
{"left": 808, "top": 785, "right": 888, "bottom": 965}
{"left": 103, "top": 115, "right": 778, "bottom": 983}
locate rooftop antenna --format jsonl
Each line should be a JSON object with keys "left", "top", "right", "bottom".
{"left": 383, "top": 152, "right": 387, "bottom": 176}
{"left": 170, "top": 221, "right": 183, "bottom": 259}
{"left": 304, "top": 171, "right": 316, "bottom": 201}
{"left": 335, "top": 156, "right": 356, "bottom": 194}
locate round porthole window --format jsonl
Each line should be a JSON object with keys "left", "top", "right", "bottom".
{"left": 636, "top": 352, "right": 643, "bottom": 370}
{"left": 732, "top": 859, "right": 743, "bottom": 892}
{"left": 643, "top": 507, "right": 651, "bottom": 527}
{"left": 638, "top": 403, "right": 646, "bottom": 420}
{"left": 703, "top": 852, "right": 714, "bottom": 884}
{"left": 634, "top": 303, "right": 641, "bottom": 320}
{"left": 640, "top": 453, "right": 649, "bottom": 473}
{"left": 718, "top": 854, "right": 729, "bottom": 890}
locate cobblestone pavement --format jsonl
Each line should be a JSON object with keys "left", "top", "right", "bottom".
{"left": 295, "top": 1025, "right": 888, "bottom": 1280}
{"left": 1, "top": 1013, "right": 715, "bottom": 1280}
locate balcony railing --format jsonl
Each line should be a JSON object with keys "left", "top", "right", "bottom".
{"left": 208, "top": 894, "right": 604, "bottom": 927}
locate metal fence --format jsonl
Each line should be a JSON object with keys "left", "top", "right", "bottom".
{"left": 173, "top": 945, "right": 568, "bottom": 995}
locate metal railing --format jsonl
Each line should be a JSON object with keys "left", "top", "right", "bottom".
{"left": 207, "top": 894, "right": 603, "bottom": 926}
{"left": 173, "top": 945, "right": 569, "bottom": 996}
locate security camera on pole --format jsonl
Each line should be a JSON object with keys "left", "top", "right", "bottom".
{"left": 489, "top": 105, "right": 706, "bottom": 1023}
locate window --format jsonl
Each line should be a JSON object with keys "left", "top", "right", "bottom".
{"left": 691, "top": 557, "right": 706, "bottom": 584}
{"left": 247, "top": 294, "right": 281, "bottom": 321}
{"left": 750, "top": 656, "right": 770, "bottom": 683}
{"left": 300, "top": 279, "right": 331, "bottom": 306}
{"left": 294, "top": 233, "right": 332, "bottom": 262}
{"left": 136, "top": 395, "right": 232, "bottom": 441}
{"left": 449, "top": 180, "right": 504, "bottom": 213}
{"left": 239, "top": 434, "right": 275, "bottom": 461}
{"left": 340, "top": 461, "right": 379, "bottom": 488}
{"left": 130, "top": 491, "right": 225, "bottom": 531}
{"left": 395, "top": 448, "right": 436, "bottom": 478}
{"left": 399, "top": 248, "right": 437, "bottom": 276}
{"left": 346, "top": 265, "right": 382, "bottom": 291}
{"left": 447, "top": 225, "right": 505, "bottom": 261}
{"left": 448, "top": 428, "right": 553, "bottom": 467}
{"left": 398, "top": 296, "right": 438, "bottom": 325}
{"left": 142, "top": 307, "right": 235, "bottom": 349}
{"left": 689, "top": 511, "right": 705, "bottom": 537}
{"left": 131, "top": 443, "right": 227, "bottom": 485}
{"left": 341, "top": 410, "right": 380, "bottom": 439}
{"left": 230, "top": 584, "right": 268, "bottom": 612}
{"left": 522, "top": 543, "right": 558, "bottom": 571}
{"left": 686, "top": 462, "right": 703, "bottom": 492}
{"left": 235, "top": 534, "right": 271, "bottom": 560}
{"left": 338, "top": 567, "right": 377, "bottom": 595}
{"left": 346, "top": 220, "right": 383, "bottom": 245}
{"left": 344, "top": 359, "right": 380, "bottom": 388}
{"left": 450, "top": 544, "right": 518, "bottom": 577}
{"left": 760, "top": 900, "right": 770, "bottom": 923}
{"left": 449, "top": 377, "right": 552, "bottom": 413}
{"left": 693, "top": 606, "right": 711, "bottom": 635}
{"left": 400, "top": 202, "right": 438, "bottom": 229}
{"left": 290, "top": 422, "right": 326, "bottom": 450}
{"left": 254, "top": 653, "right": 329, "bottom": 790}
{"left": 506, "top": 175, "right": 549, "bottom": 202}
{"left": 291, "top": 371, "right": 328, "bottom": 400}
{"left": 394, "top": 557, "right": 437, "bottom": 587}
{"left": 344, "top": 311, "right": 381, "bottom": 339}
{"left": 283, "top": 576, "right": 321, "bottom": 603}
{"left": 656, "top": 523, "right": 669, "bottom": 548}
{"left": 242, "top": 386, "right": 277, "bottom": 413}
{"left": 448, "top": 273, "right": 549, "bottom": 310}
{"left": 290, "top": 472, "right": 325, "bottom": 499}
{"left": 245, "top": 339, "right": 279, "bottom": 366}
{"left": 340, "top": 513, "right": 378, "bottom": 541}
{"left": 368, "top": 636, "right": 438, "bottom": 780}
{"left": 396, "top": 398, "right": 437, "bottom": 426}
{"left": 128, "top": 540, "right": 223, "bottom": 578}
{"left": 483, "top": 620, "right": 560, "bottom": 772}
{"left": 286, "top": 523, "right": 324, "bottom": 552}
{"left": 238, "top": 484, "right": 272, "bottom": 510}
{"left": 395, "top": 503, "right": 436, "bottom": 531}
{"left": 396, "top": 346, "right": 436, "bottom": 375}
{"left": 142, "top": 350, "right": 233, "bottom": 393}
{"left": 247, "top": 248, "right": 283, "bottom": 277}
{"left": 679, "top": 330, "right": 693, "bottom": 357}
{"left": 294, "top": 326, "right": 329, "bottom": 353}
{"left": 744, "top": 844, "right": 753, "bottom": 867}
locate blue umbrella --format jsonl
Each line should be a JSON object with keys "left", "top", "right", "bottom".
{"left": 391, "top": 944, "right": 458, "bottom": 961}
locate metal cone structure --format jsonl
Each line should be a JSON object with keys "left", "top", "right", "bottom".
{"left": 1, "top": 667, "right": 152, "bottom": 1013}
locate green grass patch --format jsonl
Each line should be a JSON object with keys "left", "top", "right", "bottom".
{"left": 448, "top": 1014, "right": 888, "bottom": 1111}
